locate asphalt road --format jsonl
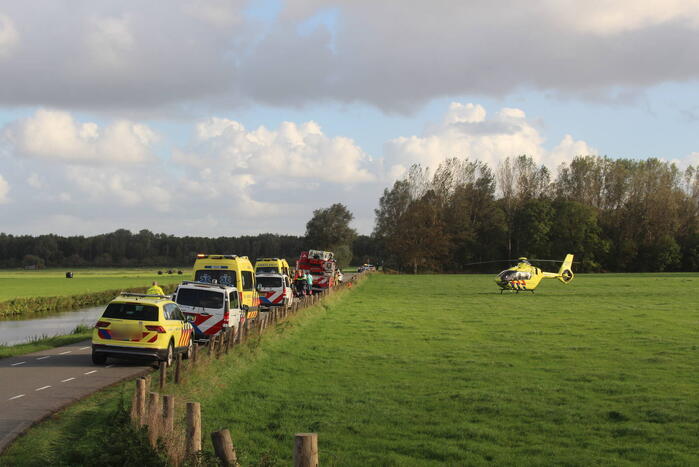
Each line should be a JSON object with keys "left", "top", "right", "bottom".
{"left": 0, "top": 340, "right": 152, "bottom": 454}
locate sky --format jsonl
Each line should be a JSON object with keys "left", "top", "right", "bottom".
{"left": 1, "top": 0, "right": 698, "bottom": 237}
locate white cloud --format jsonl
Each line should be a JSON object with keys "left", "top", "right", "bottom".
{"left": 385, "top": 102, "right": 595, "bottom": 176}
{"left": 3, "top": 109, "right": 157, "bottom": 164}
{"left": 546, "top": 0, "right": 699, "bottom": 35}
{"left": 0, "top": 14, "right": 18, "bottom": 59}
{"left": 182, "top": 118, "right": 375, "bottom": 184}
{"left": 0, "top": 173, "right": 9, "bottom": 203}
{"left": 86, "top": 15, "right": 135, "bottom": 69}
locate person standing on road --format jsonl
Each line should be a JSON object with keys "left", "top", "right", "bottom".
{"left": 305, "top": 271, "right": 314, "bottom": 295}
{"left": 147, "top": 281, "right": 165, "bottom": 295}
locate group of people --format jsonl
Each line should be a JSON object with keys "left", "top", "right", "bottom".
{"left": 293, "top": 270, "right": 314, "bottom": 296}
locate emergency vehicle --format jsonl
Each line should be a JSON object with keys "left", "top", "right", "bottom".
{"left": 255, "top": 258, "right": 291, "bottom": 278}
{"left": 173, "top": 281, "right": 247, "bottom": 340}
{"left": 192, "top": 254, "right": 259, "bottom": 319}
{"left": 256, "top": 273, "right": 293, "bottom": 308}
{"left": 296, "top": 250, "right": 336, "bottom": 292}
{"left": 91, "top": 293, "right": 193, "bottom": 366}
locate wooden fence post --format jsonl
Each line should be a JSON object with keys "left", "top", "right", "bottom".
{"left": 175, "top": 353, "right": 182, "bottom": 384}
{"left": 162, "top": 394, "right": 175, "bottom": 435}
{"left": 133, "top": 378, "right": 147, "bottom": 426}
{"left": 294, "top": 433, "right": 318, "bottom": 467}
{"left": 147, "top": 392, "right": 161, "bottom": 447}
{"left": 192, "top": 340, "right": 198, "bottom": 364}
{"left": 186, "top": 402, "right": 202, "bottom": 457}
{"left": 225, "top": 328, "right": 233, "bottom": 353}
{"left": 211, "top": 429, "right": 238, "bottom": 466}
{"left": 208, "top": 335, "right": 216, "bottom": 357}
{"left": 159, "top": 361, "right": 167, "bottom": 390}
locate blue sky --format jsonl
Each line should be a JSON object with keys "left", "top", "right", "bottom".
{"left": 0, "top": 0, "right": 698, "bottom": 236}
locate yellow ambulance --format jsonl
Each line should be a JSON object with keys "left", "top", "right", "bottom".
{"left": 254, "top": 258, "right": 291, "bottom": 278}
{"left": 192, "top": 254, "right": 259, "bottom": 317}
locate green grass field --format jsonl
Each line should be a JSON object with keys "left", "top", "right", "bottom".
{"left": 3, "top": 273, "right": 698, "bottom": 465}
{"left": 0, "top": 268, "right": 188, "bottom": 302}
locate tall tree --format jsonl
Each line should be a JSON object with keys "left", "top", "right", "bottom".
{"left": 304, "top": 203, "right": 357, "bottom": 265}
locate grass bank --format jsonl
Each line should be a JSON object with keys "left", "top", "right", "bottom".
{"left": 3, "top": 274, "right": 698, "bottom": 465}
{"left": 0, "top": 325, "right": 92, "bottom": 359}
{"left": 0, "top": 268, "right": 184, "bottom": 316}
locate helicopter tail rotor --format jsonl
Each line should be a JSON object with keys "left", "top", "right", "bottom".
{"left": 557, "top": 254, "right": 574, "bottom": 284}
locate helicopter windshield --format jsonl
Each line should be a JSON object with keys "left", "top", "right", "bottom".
{"left": 497, "top": 270, "right": 532, "bottom": 282}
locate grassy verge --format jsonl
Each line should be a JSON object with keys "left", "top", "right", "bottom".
{"left": 0, "top": 325, "right": 92, "bottom": 359}
{"left": 3, "top": 274, "right": 698, "bottom": 465}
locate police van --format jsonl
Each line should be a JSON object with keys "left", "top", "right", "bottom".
{"left": 255, "top": 258, "right": 291, "bottom": 278}
{"left": 172, "top": 281, "right": 248, "bottom": 340}
{"left": 256, "top": 273, "right": 293, "bottom": 308}
{"left": 192, "top": 254, "right": 258, "bottom": 319}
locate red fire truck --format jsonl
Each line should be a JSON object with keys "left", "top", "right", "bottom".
{"left": 296, "top": 250, "right": 336, "bottom": 292}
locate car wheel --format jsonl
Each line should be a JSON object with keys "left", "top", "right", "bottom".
{"left": 92, "top": 350, "right": 107, "bottom": 365}
{"left": 165, "top": 341, "right": 174, "bottom": 367}
{"left": 183, "top": 337, "right": 193, "bottom": 360}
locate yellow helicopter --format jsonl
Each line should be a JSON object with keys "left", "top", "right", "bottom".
{"left": 494, "top": 254, "right": 574, "bottom": 293}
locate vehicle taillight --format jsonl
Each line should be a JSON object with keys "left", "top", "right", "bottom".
{"left": 238, "top": 291, "right": 243, "bottom": 306}
{"left": 223, "top": 310, "right": 230, "bottom": 325}
{"left": 95, "top": 321, "right": 110, "bottom": 328}
{"left": 145, "top": 325, "right": 167, "bottom": 333}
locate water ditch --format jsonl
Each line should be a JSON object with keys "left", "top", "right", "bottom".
{"left": 0, "top": 305, "right": 103, "bottom": 346}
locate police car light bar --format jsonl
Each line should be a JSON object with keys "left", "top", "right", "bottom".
{"left": 119, "top": 292, "right": 170, "bottom": 299}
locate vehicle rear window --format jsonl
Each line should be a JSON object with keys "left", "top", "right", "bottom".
{"left": 102, "top": 303, "right": 159, "bottom": 321}
{"left": 257, "top": 276, "right": 282, "bottom": 288}
{"left": 176, "top": 288, "right": 224, "bottom": 309}
{"left": 194, "top": 270, "right": 237, "bottom": 286}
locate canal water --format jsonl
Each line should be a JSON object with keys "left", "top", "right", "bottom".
{"left": 0, "top": 305, "right": 104, "bottom": 346}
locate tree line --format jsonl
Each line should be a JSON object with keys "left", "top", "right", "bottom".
{"left": 373, "top": 155, "right": 699, "bottom": 273}
{"left": 0, "top": 230, "right": 307, "bottom": 269}
{"left": 2, "top": 154, "right": 698, "bottom": 273}
{"left": 0, "top": 204, "right": 364, "bottom": 269}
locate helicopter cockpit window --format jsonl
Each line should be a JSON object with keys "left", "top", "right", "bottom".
{"left": 497, "top": 271, "right": 531, "bottom": 281}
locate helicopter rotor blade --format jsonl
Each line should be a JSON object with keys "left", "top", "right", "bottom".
{"left": 463, "top": 259, "right": 521, "bottom": 266}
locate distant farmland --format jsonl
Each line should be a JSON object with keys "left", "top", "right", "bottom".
{"left": 5, "top": 273, "right": 697, "bottom": 465}
{"left": 0, "top": 268, "right": 188, "bottom": 302}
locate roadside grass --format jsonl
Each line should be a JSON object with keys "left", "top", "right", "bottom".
{"left": 3, "top": 273, "right": 698, "bottom": 465}
{"left": 0, "top": 268, "right": 188, "bottom": 301}
{"left": 0, "top": 325, "right": 92, "bottom": 359}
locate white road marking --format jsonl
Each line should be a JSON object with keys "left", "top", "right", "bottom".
{"left": 8, "top": 394, "right": 24, "bottom": 401}
{"left": 84, "top": 370, "right": 97, "bottom": 375}
{"left": 35, "top": 385, "right": 51, "bottom": 391}
{"left": 59, "top": 351, "right": 71, "bottom": 355}
{"left": 80, "top": 346, "right": 90, "bottom": 350}
{"left": 61, "top": 377, "right": 75, "bottom": 383}
{"left": 36, "top": 356, "right": 50, "bottom": 360}
{"left": 11, "top": 361, "right": 26, "bottom": 366}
